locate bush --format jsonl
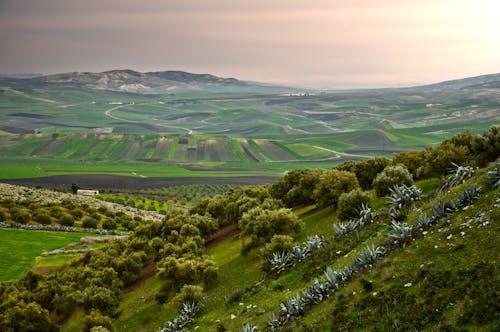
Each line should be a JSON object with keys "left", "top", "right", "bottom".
{"left": 239, "top": 207, "right": 303, "bottom": 248}
{"left": 337, "top": 189, "right": 371, "bottom": 221}
{"left": 34, "top": 211, "right": 52, "bottom": 225}
{"left": 82, "top": 217, "right": 98, "bottom": 229}
{"left": 173, "top": 285, "right": 204, "bottom": 309}
{"left": 0, "top": 208, "right": 7, "bottom": 222}
{"left": 59, "top": 214, "right": 75, "bottom": 227}
{"left": 12, "top": 209, "right": 31, "bottom": 224}
{"left": 261, "top": 234, "right": 294, "bottom": 258}
{"left": 69, "top": 208, "right": 83, "bottom": 220}
{"left": 373, "top": 164, "right": 413, "bottom": 197}
{"left": 49, "top": 206, "right": 63, "bottom": 218}
{"left": 102, "top": 219, "right": 117, "bottom": 230}
{"left": 81, "top": 309, "right": 115, "bottom": 332}
{"left": 313, "top": 170, "right": 360, "bottom": 208}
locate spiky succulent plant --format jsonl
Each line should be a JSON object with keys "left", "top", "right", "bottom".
{"left": 305, "top": 235, "right": 324, "bottom": 251}
{"left": 388, "top": 220, "right": 413, "bottom": 246}
{"left": 269, "top": 251, "right": 293, "bottom": 273}
{"left": 412, "top": 213, "right": 432, "bottom": 232}
{"left": 486, "top": 166, "right": 500, "bottom": 188}
{"left": 333, "top": 219, "right": 359, "bottom": 237}
{"left": 386, "top": 184, "right": 422, "bottom": 208}
{"left": 358, "top": 203, "right": 374, "bottom": 225}
{"left": 241, "top": 323, "right": 260, "bottom": 332}
{"left": 352, "top": 245, "right": 385, "bottom": 271}
{"left": 457, "top": 184, "right": 481, "bottom": 205}
{"left": 445, "top": 162, "right": 474, "bottom": 189}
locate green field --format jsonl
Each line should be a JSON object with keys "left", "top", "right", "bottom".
{"left": 0, "top": 228, "right": 89, "bottom": 281}
{"left": 1, "top": 74, "right": 498, "bottom": 181}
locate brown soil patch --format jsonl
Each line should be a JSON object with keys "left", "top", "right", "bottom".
{"left": 205, "top": 223, "right": 240, "bottom": 248}
{"left": 3, "top": 174, "right": 278, "bottom": 190}
{"left": 123, "top": 261, "right": 157, "bottom": 293}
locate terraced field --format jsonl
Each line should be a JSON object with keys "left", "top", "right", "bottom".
{"left": 0, "top": 74, "right": 498, "bottom": 180}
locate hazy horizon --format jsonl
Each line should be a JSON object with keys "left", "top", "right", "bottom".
{"left": 1, "top": 0, "right": 499, "bottom": 89}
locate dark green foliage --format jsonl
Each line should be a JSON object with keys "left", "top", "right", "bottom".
{"left": 261, "top": 235, "right": 295, "bottom": 259}
{"left": 0, "top": 208, "right": 7, "bottom": 222}
{"left": 373, "top": 164, "right": 413, "bottom": 197}
{"left": 102, "top": 219, "right": 117, "bottom": 230}
{"left": 0, "top": 300, "right": 58, "bottom": 332}
{"left": 270, "top": 169, "right": 324, "bottom": 207}
{"left": 58, "top": 213, "right": 75, "bottom": 227}
{"left": 12, "top": 209, "right": 31, "bottom": 224}
{"left": 81, "top": 309, "right": 115, "bottom": 332}
{"left": 33, "top": 210, "right": 52, "bottom": 225}
{"left": 157, "top": 256, "right": 218, "bottom": 301}
{"left": 173, "top": 285, "right": 204, "bottom": 309}
{"left": 82, "top": 217, "right": 98, "bottom": 229}
{"left": 70, "top": 208, "right": 84, "bottom": 219}
{"left": 313, "top": 170, "right": 359, "bottom": 208}
{"left": 239, "top": 207, "right": 303, "bottom": 248}
{"left": 337, "top": 189, "right": 371, "bottom": 221}
{"left": 337, "top": 157, "right": 391, "bottom": 190}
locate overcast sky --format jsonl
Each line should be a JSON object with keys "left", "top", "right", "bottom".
{"left": 0, "top": 0, "right": 499, "bottom": 88}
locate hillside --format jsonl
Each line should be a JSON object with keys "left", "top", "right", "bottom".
{"left": 0, "top": 128, "right": 498, "bottom": 331}
{"left": 0, "top": 70, "right": 291, "bottom": 95}
{"left": 0, "top": 71, "right": 498, "bottom": 182}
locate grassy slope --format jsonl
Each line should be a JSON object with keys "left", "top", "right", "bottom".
{"left": 0, "top": 229, "right": 89, "bottom": 282}
{"left": 110, "top": 172, "right": 498, "bottom": 331}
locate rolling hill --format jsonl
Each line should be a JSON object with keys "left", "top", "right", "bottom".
{"left": 0, "top": 71, "right": 498, "bottom": 181}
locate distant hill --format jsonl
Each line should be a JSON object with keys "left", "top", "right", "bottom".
{"left": 413, "top": 73, "right": 500, "bottom": 90}
{"left": 0, "top": 69, "right": 294, "bottom": 94}
{"left": 0, "top": 73, "right": 43, "bottom": 79}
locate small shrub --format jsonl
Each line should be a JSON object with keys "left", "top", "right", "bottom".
{"left": 337, "top": 189, "right": 371, "bottom": 221}
{"left": 81, "top": 309, "right": 115, "bottom": 332}
{"left": 70, "top": 208, "right": 84, "bottom": 219}
{"left": 12, "top": 209, "right": 31, "bottom": 224}
{"left": 59, "top": 214, "right": 75, "bottom": 226}
{"left": 261, "top": 235, "right": 294, "bottom": 258}
{"left": 373, "top": 164, "right": 414, "bottom": 197}
{"left": 173, "top": 285, "right": 204, "bottom": 309}
{"left": 34, "top": 212, "right": 52, "bottom": 225}
{"left": 102, "top": 219, "right": 117, "bottom": 230}
{"left": 82, "top": 217, "right": 98, "bottom": 229}
{"left": 0, "top": 208, "right": 7, "bottom": 222}
{"left": 49, "top": 206, "right": 63, "bottom": 218}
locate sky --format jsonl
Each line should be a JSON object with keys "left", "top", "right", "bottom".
{"left": 0, "top": 0, "right": 499, "bottom": 88}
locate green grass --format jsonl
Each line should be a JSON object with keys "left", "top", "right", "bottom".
{"left": 0, "top": 229, "right": 90, "bottom": 281}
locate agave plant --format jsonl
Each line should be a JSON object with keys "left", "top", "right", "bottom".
{"left": 323, "top": 267, "right": 341, "bottom": 291}
{"left": 159, "top": 318, "right": 182, "bottom": 332}
{"left": 280, "top": 294, "right": 305, "bottom": 318}
{"left": 358, "top": 203, "right": 374, "bottom": 225}
{"left": 269, "top": 251, "right": 293, "bottom": 273}
{"left": 486, "top": 166, "right": 500, "bottom": 188}
{"left": 159, "top": 301, "right": 200, "bottom": 332}
{"left": 386, "top": 184, "right": 422, "bottom": 209}
{"left": 412, "top": 213, "right": 432, "bottom": 232}
{"left": 432, "top": 201, "right": 448, "bottom": 219}
{"left": 290, "top": 245, "right": 309, "bottom": 262}
{"left": 457, "top": 184, "right": 481, "bottom": 205}
{"left": 445, "top": 162, "right": 475, "bottom": 189}
{"left": 305, "top": 278, "right": 328, "bottom": 304}
{"left": 266, "top": 313, "right": 282, "bottom": 331}
{"left": 333, "top": 219, "right": 359, "bottom": 237}
{"left": 179, "top": 301, "right": 199, "bottom": 318}
{"left": 241, "top": 323, "right": 260, "bottom": 332}
{"left": 352, "top": 245, "right": 385, "bottom": 271}
{"left": 388, "top": 220, "right": 413, "bottom": 246}
{"left": 304, "top": 235, "right": 324, "bottom": 251}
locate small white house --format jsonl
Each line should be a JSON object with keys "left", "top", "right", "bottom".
{"left": 77, "top": 189, "right": 99, "bottom": 196}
